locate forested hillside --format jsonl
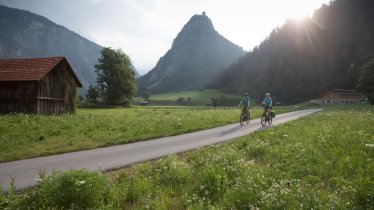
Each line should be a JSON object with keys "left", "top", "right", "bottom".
{"left": 213, "top": 0, "right": 374, "bottom": 104}
{"left": 137, "top": 13, "right": 245, "bottom": 94}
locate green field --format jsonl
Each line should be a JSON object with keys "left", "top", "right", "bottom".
{"left": 0, "top": 106, "right": 292, "bottom": 163}
{"left": 2, "top": 105, "right": 373, "bottom": 209}
{"left": 133, "top": 89, "right": 246, "bottom": 106}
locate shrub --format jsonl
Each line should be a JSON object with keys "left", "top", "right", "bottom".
{"left": 220, "top": 177, "right": 260, "bottom": 209}
{"left": 125, "top": 176, "right": 151, "bottom": 203}
{"left": 153, "top": 157, "right": 191, "bottom": 189}
{"left": 32, "top": 169, "right": 109, "bottom": 209}
{"left": 0, "top": 178, "right": 19, "bottom": 209}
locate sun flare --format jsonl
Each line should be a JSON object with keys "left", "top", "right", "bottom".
{"left": 283, "top": 0, "right": 326, "bottom": 20}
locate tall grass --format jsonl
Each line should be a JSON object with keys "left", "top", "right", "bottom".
{"left": 4, "top": 105, "right": 373, "bottom": 209}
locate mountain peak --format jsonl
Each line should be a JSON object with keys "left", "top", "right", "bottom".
{"left": 172, "top": 13, "right": 215, "bottom": 48}
{"left": 184, "top": 12, "right": 214, "bottom": 31}
{"left": 137, "top": 13, "right": 244, "bottom": 94}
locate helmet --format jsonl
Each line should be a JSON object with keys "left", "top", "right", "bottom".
{"left": 243, "top": 93, "right": 248, "bottom": 96}
{"left": 265, "top": 93, "right": 270, "bottom": 96}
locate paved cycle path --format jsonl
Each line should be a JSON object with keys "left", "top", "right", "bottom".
{"left": 0, "top": 109, "right": 320, "bottom": 192}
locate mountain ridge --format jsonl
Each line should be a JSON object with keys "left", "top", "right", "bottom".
{"left": 0, "top": 5, "right": 139, "bottom": 92}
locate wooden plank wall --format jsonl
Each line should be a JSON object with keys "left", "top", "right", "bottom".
{"left": 0, "top": 82, "right": 38, "bottom": 114}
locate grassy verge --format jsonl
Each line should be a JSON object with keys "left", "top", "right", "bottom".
{"left": 0, "top": 106, "right": 294, "bottom": 162}
{"left": 3, "top": 105, "right": 373, "bottom": 209}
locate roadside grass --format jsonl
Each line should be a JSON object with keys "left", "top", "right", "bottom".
{"left": 0, "top": 106, "right": 294, "bottom": 162}
{"left": 3, "top": 105, "right": 373, "bottom": 209}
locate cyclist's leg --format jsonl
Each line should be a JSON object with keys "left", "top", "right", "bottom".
{"left": 245, "top": 106, "right": 249, "bottom": 120}
{"left": 264, "top": 106, "right": 269, "bottom": 118}
{"left": 262, "top": 108, "right": 266, "bottom": 117}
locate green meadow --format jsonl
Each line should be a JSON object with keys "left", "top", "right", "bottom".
{"left": 2, "top": 105, "right": 373, "bottom": 209}
{"left": 0, "top": 106, "right": 292, "bottom": 162}
{"left": 143, "top": 89, "right": 239, "bottom": 101}
{"left": 133, "top": 89, "right": 248, "bottom": 105}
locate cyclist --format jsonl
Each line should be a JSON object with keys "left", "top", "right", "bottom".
{"left": 238, "top": 93, "right": 250, "bottom": 120}
{"left": 262, "top": 93, "right": 273, "bottom": 119}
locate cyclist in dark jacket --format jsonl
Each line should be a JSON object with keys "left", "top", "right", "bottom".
{"left": 238, "top": 93, "right": 250, "bottom": 120}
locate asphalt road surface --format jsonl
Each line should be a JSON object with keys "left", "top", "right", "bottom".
{"left": 0, "top": 109, "right": 320, "bottom": 192}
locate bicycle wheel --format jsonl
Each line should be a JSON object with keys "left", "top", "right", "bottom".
{"left": 261, "top": 115, "right": 266, "bottom": 126}
{"left": 240, "top": 113, "right": 245, "bottom": 125}
{"left": 268, "top": 116, "right": 272, "bottom": 125}
{"left": 246, "top": 112, "right": 250, "bottom": 124}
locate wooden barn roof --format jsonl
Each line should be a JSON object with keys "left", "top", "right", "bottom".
{"left": 0, "top": 57, "right": 82, "bottom": 87}
{"left": 329, "top": 89, "right": 361, "bottom": 96}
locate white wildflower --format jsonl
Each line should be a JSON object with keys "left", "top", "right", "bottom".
{"left": 76, "top": 180, "right": 86, "bottom": 185}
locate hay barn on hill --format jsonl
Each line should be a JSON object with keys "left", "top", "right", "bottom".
{"left": 0, "top": 57, "right": 82, "bottom": 115}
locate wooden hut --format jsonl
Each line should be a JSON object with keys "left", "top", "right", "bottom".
{"left": 0, "top": 57, "right": 82, "bottom": 115}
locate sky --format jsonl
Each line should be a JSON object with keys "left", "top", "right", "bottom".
{"left": 0, "top": 0, "right": 331, "bottom": 75}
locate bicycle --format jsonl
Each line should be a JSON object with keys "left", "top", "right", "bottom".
{"left": 239, "top": 107, "right": 250, "bottom": 125}
{"left": 260, "top": 105, "right": 272, "bottom": 127}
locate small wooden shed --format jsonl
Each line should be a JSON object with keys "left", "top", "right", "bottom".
{"left": 0, "top": 57, "right": 82, "bottom": 115}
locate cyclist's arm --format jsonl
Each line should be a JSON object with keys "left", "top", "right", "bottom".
{"left": 238, "top": 98, "right": 244, "bottom": 106}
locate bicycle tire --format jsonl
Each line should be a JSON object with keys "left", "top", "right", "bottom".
{"left": 261, "top": 115, "right": 266, "bottom": 127}
{"left": 246, "top": 112, "right": 250, "bottom": 124}
{"left": 268, "top": 116, "right": 272, "bottom": 125}
{"left": 240, "top": 113, "right": 245, "bottom": 125}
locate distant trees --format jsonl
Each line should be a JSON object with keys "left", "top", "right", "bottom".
{"left": 176, "top": 97, "right": 186, "bottom": 104}
{"left": 357, "top": 58, "right": 374, "bottom": 104}
{"left": 95, "top": 48, "right": 137, "bottom": 106}
{"left": 141, "top": 91, "right": 151, "bottom": 101}
{"left": 86, "top": 84, "right": 99, "bottom": 104}
{"left": 210, "top": 95, "right": 239, "bottom": 107}
{"left": 210, "top": 97, "right": 219, "bottom": 107}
